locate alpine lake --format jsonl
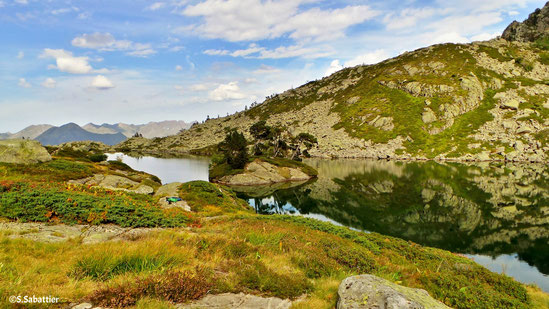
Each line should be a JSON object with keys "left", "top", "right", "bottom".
{"left": 107, "top": 153, "right": 549, "bottom": 292}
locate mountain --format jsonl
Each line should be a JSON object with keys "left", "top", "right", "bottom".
{"left": 35, "top": 123, "right": 127, "bottom": 146}
{"left": 82, "top": 120, "right": 193, "bottom": 138}
{"left": 0, "top": 124, "right": 54, "bottom": 140}
{"left": 502, "top": 2, "right": 549, "bottom": 42}
{"left": 119, "top": 4, "right": 549, "bottom": 163}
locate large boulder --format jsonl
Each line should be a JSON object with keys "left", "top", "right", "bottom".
{"left": 337, "top": 275, "right": 450, "bottom": 309}
{"left": 68, "top": 174, "right": 154, "bottom": 195}
{"left": 218, "top": 159, "right": 312, "bottom": 186}
{"left": 0, "top": 139, "right": 51, "bottom": 164}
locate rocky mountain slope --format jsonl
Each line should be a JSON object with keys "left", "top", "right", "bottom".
{"left": 36, "top": 123, "right": 127, "bottom": 146}
{"left": 83, "top": 120, "right": 193, "bottom": 138}
{"left": 119, "top": 6, "right": 549, "bottom": 163}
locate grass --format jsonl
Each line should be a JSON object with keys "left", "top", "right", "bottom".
{"left": 0, "top": 215, "right": 540, "bottom": 308}
{"left": 178, "top": 181, "right": 251, "bottom": 216}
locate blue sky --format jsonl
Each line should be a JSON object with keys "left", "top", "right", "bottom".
{"left": 0, "top": 0, "right": 545, "bottom": 132}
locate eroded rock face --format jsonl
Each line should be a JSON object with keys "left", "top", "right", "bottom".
{"left": 0, "top": 140, "right": 51, "bottom": 164}
{"left": 337, "top": 275, "right": 450, "bottom": 309}
{"left": 502, "top": 2, "right": 549, "bottom": 42}
{"left": 218, "top": 160, "right": 312, "bottom": 186}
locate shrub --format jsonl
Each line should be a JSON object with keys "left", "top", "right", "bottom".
{"left": 88, "top": 153, "right": 107, "bottom": 162}
{"left": 71, "top": 252, "right": 179, "bottom": 280}
{"left": 219, "top": 130, "right": 249, "bottom": 169}
{"left": 90, "top": 269, "right": 212, "bottom": 307}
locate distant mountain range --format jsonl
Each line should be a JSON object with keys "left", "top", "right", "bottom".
{"left": 0, "top": 120, "right": 193, "bottom": 146}
{"left": 82, "top": 120, "right": 193, "bottom": 138}
{"left": 35, "top": 123, "right": 127, "bottom": 146}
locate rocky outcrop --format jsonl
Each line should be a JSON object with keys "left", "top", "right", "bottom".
{"left": 0, "top": 139, "right": 51, "bottom": 164}
{"left": 0, "top": 222, "right": 156, "bottom": 244}
{"left": 217, "top": 160, "right": 312, "bottom": 186}
{"left": 68, "top": 174, "right": 154, "bottom": 195}
{"left": 154, "top": 182, "right": 191, "bottom": 211}
{"left": 502, "top": 2, "right": 549, "bottom": 42}
{"left": 337, "top": 275, "right": 450, "bottom": 309}
{"left": 177, "top": 293, "right": 292, "bottom": 309}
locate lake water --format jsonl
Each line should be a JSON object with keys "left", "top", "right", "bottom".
{"left": 106, "top": 153, "right": 210, "bottom": 184}
{"left": 107, "top": 154, "right": 549, "bottom": 292}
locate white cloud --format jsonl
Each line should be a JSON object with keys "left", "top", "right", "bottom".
{"left": 470, "top": 32, "right": 500, "bottom": 41}
{"left": 146, "top": 2, "right": 166, "bottom": 11}
{"left": 15, "top": 0, "right": 27, "bottom": 5}
{"left": 17, "top": 51, "right": 24, "bottom": 59}
{"left": 253, "top": 64, "right": 281, "bottom": 74}
{"left": 190, "top": 83, "right": 209, "bottom": 91}
{"left": 324, "top": 60, "right": 343, "bottom": 76}
{"left": 91, "top": 75, "right": 114, "bottom": 89}
{"left": 175, "top": 65, "right": 183, "bottom": 71}
{"left": 344, "top": 50, "right": 389, "bottom": 67}
{"left": 18, "top": 78, "right": 31, "bottom": 88}
{"left": 51, "top": 7, "right": 76, "bottom": 15}
{"left": 41, "top": 49, "right": 93, "bottom": 74}
{"left": 182, "top": 1, "right": 378, "bottom": 42}
{"left": 384, "top": 8, "right": 441, "bottom": 31}
{"left": 41, "top": 78, "right": 56, "bottom": 88}
{"left": 0, "top": 1, "right": 4, "bottom": 8}
{"left": 72, "top": 33, "right": 155, "bottom": 57}
{"left": 209, "top": 82, "right": 246, "bottom": 101}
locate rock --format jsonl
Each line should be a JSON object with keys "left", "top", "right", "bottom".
{"left": 178, "top": 292, "right": 291, "bottom": 309}
{"left": 133, "top": 184, "right": 154, "bottom": 195}
{"left": 217, "top": 160, "right": 312, "bottom": 186}
{"left": 422, "top": 108, "right": 437, "bottom": 124}
{"left": 154, "top": 182, "right": 184, "bottom": 197}
{"left": 0, "top": 140, "right": 52, "bottom": 164}
{"left": 502, "top": 2, "right": 549, "bottom": 42}
{"left": 514, "top": 140, "right": 525, "bottom": 152}
{"left": 501, "top": 99, "right": 519, "bottom": 110}
{"left": 69, "top": 174, "right": 154, "bottom": 195}
{"left": 369, "top": 116, "right": 394, "bottom": 131}
{"left": 72, "top": 303, "right": 93, "bottom": 309}
{"left": 337, "top": 275, "right": 450, "bottom": 309}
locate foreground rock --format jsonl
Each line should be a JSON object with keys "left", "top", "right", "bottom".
{"left": 0, "top": 222, "right": 156, "bottom": 244}
{"left": 69, "top": 174, "right": 154, "bottom": 195}
{"left": 177, "top": 293, "right": 292, "bottom": 309}
{"left": 217, "top": 159, "right": 312, "bottom": 186}
{"left": 337, "top": 275, "right": 450, "bottom": 309}
{"left": 154, "top": 182, "right": 191, "bottom": 211}
{"left": 0, "top": 139, "right": 51, "bottom": 164}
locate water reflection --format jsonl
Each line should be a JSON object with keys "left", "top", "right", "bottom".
{"left": 234, "top": 159, "right": 549, "bottom": 291}
{"left": 106, "top": 153, "right": 210, "bottom": 184}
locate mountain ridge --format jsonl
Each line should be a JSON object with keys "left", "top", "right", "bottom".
{"left": 117, "top": 29, "right": 548, "bottom": 162}
{"left": 35, "top": 123, "right": 127, "bottom": 146}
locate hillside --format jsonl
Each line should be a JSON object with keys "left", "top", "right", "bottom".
{"left": 119, "top": 17, "right": 549, "bottom": 163}
{"left": 36, "top": 123, "right": 127, "bottom": 146}
{"left": 0, "top": 124, "right": 53, "bottom": 140}
{"left": 83, "top": 120, "right": 193, "bottom": 138}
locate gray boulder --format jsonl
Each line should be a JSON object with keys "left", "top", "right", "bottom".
{"left": 337, "top": 275, "right": 450, "bottom": 309}
{"left": 0, "top": 139, "right": 51, "bottom": 164}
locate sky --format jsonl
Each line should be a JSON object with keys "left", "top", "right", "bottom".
{"left": 0, "top": 0, "right": 546, "bottom": 132}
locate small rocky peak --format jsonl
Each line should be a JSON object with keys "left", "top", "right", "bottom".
{"left": 502, "top": 1, "right": 549, "bottom": 42}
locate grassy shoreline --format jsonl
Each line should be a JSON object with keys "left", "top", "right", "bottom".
{"left": 0, "top": 158, "right": 547, "bottom": 308}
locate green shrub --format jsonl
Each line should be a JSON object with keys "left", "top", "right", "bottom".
{"left": 71, "top": 253, "right": 179, "bottom": 280}
{"left": 90, "top": 269, "right": 212, "bottom": 307}
{"left": 88, "top": 153, "right": 107, "bottom": 162}
{"left": 0, "top": 182, "right": 193, "bottom": 227}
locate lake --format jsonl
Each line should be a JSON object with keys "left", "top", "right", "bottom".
{"left": 107, "top": 154, "right": 549, "bottom": 292}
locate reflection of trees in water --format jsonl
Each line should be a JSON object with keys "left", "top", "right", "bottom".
{"left": 237, "top": 160, "right": 549, "bottom": 275}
